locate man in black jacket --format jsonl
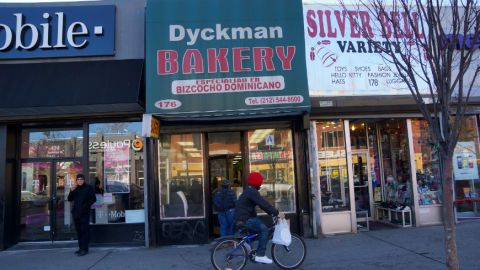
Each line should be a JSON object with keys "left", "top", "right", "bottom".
{"left": 68, "top": 174, "right": 96, "bottom": 256}
{"left": 235, "top": 172, "right": 284, "bottom": 264}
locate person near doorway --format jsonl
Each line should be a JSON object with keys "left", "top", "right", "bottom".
{"left": 213, "top": 179, "right": 237, "bottom": 237}
{"left": 94, "top": 177, "right": 104, "bottom": 195}
{"left": 235, "top": 172, "right": 285, "bottom": 265}
{"left": 91, "top": 177, "right": 105, "bottom": 224}
{"left": 68, "top": 174, "right": 96, "bottom": 256}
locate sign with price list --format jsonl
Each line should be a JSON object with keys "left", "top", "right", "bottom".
{"left": 146, "top": 0, "right": 309, "bottom": 117}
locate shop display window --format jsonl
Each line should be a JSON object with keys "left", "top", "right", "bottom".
{"left": 248, "top": 129, "right": 296, "bottom": 213}
{"left": 89, "top": 122, "right": 144, "bottom": 224}
{"left": 411, "top": 120, "right": 442, "bottom": 205}
{"left": 159, "top": 133, "right": 205, "bottom": 218}
{"left": 453, "top": 116, "right": 480, "bottom": 216}
{"left": 378, "top": 119, "right": 412, "bottom": 207}
{"left": 316, "top": 121, "right": 350, "bottom": 212}
{"left": 21, "top": 129, "right": 83, "bottom": 158}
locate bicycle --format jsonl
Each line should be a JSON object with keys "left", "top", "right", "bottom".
{"left": 211, "top": 216, "right": 307, "bottom": 270}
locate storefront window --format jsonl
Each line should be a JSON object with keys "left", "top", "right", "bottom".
{"left": 316, "top": 121, "right": 350, "bottom": 212}
{"left": 411, "top": 120, "right": 442, "bottom": 205}
{"left": 453, "top": 116, "right": 480, "bottom": 217}
{"left": 159, "top": 133, "right": 205, "bottom": 218}
{"left": 89, "top": 122, "right": 144, "bottom": 224}
{"left": 21, "top": 129, "right": 83, "bottom": 158}
{"left": 378, "top": 119, "right": 412, "bottom": 206}
{"left": 248, "top": 129, "right": 296, "bottom": 213}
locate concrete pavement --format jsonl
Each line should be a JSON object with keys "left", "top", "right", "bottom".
{"left": 1, "top": 221, "right": 479, "bottom": 270}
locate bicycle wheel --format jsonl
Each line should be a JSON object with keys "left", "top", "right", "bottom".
{"left": 211, "top": 238, "right": 248, "bottom": 270}
{"left": 271, "top": 233, "right": 307, "bottom": 269}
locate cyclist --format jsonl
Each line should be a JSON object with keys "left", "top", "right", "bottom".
{"left": 235, "top": 172, "right": 285, "bottom": 264}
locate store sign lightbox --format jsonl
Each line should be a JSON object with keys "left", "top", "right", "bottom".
{"left": 304, "top": 4, "right": 430, "bottom": 96}
{"left": 0, "top": 5, "right": 115, "bottom": 59}
{"left": 146, "top": 0, "right": 310, "bottom": 117}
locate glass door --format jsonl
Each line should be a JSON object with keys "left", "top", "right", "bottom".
{"left": 207, "top": 132, "right": 243, "bottom": 237}
{"left": 352, "top": 151, "right": 373, "bottom": 217}
{"left": 53, "top": 161, "right": 83, "bottom": 240}
{"left": 20, "top": 160, "right": 82, "bottom": 241}
{"left": 20, "top": 162, "right": 52, "bottom": 241}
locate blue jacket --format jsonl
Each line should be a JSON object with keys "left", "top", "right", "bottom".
{"left": 213, "top": 186, "right": 236, "bottom": 212}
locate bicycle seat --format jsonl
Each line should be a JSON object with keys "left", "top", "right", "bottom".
{"left": 234, "top": 224, "right": 255, "bottom": 237}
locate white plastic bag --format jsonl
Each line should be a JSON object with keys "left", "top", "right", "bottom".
{"left": 272, "top": 218, "right": 292, "bottom": 246}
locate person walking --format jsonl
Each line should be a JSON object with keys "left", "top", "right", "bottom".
{"left": 235, "top": 172, "right": 285, "bottom": 264}
{"left": 213, "top": 179, "right": 237, "bottom": 237}
{"left": 68, "top": 174, "right": 96, "bottom": 256}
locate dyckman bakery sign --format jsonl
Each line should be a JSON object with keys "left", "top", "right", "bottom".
{"left": 0, "top": 5, "right": 115, "bottom": 59}
{"left": 146, "top": 0, "right": 310, "bottom": 117}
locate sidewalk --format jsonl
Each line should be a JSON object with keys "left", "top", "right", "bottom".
{"left": 1, "top": 221, "right": 479, "bottom": 270}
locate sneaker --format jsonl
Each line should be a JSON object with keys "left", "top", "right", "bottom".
{"left": 254, "top": 255, "right": 273, "bottom": 264}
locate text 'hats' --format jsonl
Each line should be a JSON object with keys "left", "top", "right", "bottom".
{"left": 247, "top": 172, "right": 263, "bottom": 187}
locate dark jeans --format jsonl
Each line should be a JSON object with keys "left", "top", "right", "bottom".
{"left": 245, "top": 217, "right": 269, "bottom": 257}
{"left": 218, "top": 208, "right": 235, "bottom": 237}
{"left": 74, "top": 215, "right": 90, "bottom": 251}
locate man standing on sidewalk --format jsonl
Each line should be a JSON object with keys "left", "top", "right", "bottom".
{"left": 68, "top": 174, "right": 96, "bottom": 256}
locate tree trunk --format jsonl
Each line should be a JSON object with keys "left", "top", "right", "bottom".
{"left": 441, "top": 153, "right": 459, "bottom": 270}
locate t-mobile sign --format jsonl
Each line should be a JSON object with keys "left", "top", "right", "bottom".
{"left": 0, "top": 5, "right": 115, "bottom": 59}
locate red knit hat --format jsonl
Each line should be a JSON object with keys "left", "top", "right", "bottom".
{"left": 247, "top": 172, "right": 263, "bottom": 187}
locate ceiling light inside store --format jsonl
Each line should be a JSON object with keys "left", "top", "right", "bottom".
{"left": 189, "top": 153, "right": 201, "bottom": 157}
{"left": 177, "top": 141, "right": 194, "bottom": 146}
{"left": 183, "top": 148, "right": 198, "bottom": 152}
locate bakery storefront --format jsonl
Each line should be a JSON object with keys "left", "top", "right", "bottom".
{"left": 301, "top": 3, "right": 480, "bottom": 235}
{"left": 144, "top": 0, "right": 312, "bottom": 245}
{"left": 0, "top": 0, "right": 146, "bottom": 249}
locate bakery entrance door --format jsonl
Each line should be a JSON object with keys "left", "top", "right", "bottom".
{"left": 207, "top": 132, "right": 243, "bottom": 238}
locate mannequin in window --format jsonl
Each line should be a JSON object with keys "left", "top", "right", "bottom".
{"left": 166, "top": 182, "right": 188, "bottom": 217}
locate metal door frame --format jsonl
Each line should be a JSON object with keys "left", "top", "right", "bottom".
{"left": 20, "top": 158, "right": 82, "bottom": 242}
{"left": 50, "top": 158, "right": 82, "bottom": 241}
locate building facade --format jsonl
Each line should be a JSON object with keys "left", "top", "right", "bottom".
{"left": 0, "top": 0, "right": 478, "bottom": 250}
{"left": 303, "top": 3, "right": 480, "bottom": 235}
{"left": 0, "top": 0, "right": 146, "bottom": 249}
{"left": 143, "top": 0, "right": 312, "bottom": 246}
